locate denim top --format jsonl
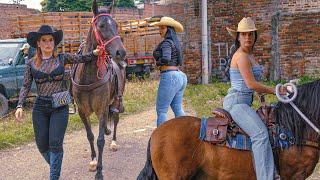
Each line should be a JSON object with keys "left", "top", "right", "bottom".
{"left": 228, "top": 66, "right": 263, "bottom": 93}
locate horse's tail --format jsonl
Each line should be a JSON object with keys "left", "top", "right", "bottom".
{"left": 137, "top": 138, "right": 158, "bottom": 180}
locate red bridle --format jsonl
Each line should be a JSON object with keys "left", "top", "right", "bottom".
{"left": 92, "top": 13, "right": 120, "bottom": 79}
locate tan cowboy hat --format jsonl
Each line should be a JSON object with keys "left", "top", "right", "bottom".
{"left": 226, "top": 17, "right": 260, "bottom": 39}
{"left": 150, "top": 16, "right": 184, "bottom": 33}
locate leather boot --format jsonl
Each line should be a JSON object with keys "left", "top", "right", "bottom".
{"left": 110, "top": 96, "right": 124, "bottom": 113}
{"left": 41, "top": 151, "right": 50, "bottom": 164}
{"left": 49, "top": 152, "right": 63, "bottom": 180}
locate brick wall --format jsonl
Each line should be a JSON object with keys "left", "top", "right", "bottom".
{"left": 0, "top": 3, "right": 38, "bottom": 39}
{"left": 163, "top": 0, "right": 320, "bottom": 83}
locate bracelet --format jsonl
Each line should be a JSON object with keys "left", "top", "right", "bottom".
{"left": 16, "top": 105, "right": 23, "bottom": 109}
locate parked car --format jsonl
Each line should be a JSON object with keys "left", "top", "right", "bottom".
{"left": 0, "top": 38, "right": 37, "bottom": 117}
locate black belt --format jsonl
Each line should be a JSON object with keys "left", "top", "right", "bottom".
{"left": 160, "top": 69, "right": 179, "bottom": 74}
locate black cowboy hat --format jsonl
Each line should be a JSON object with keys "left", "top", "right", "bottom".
{"left": 27, "top": 25, "right": 63, "bottom": 48}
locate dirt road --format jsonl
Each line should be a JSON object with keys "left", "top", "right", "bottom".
{"left": 0, "top": 107, "right": 319, "bottom": 180}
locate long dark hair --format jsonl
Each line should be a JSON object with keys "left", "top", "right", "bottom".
{"left": 229, "top": 31, "right": 258, "bottom": 59}
{"left": 165, "top": 26, "right": 182, "bottom": 65}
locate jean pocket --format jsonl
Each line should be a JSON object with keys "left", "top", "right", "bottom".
{"left": 223, "top": 94, "right": 237, "bottom": 110}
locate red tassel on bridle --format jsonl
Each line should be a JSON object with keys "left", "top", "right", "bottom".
{"left": 92, "top": 13, "right": 120, "bottom": 79}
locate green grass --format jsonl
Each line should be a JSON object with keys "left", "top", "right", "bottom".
{"left": 0, "top": 80, "right": 158, "bottom": 150}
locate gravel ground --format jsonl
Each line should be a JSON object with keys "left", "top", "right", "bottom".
{"left": 0, "top": 107, "right": 319, "bottom": 180}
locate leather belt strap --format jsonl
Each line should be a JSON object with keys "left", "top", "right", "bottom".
{"left": 159, "top": 66, "right": 179, "bottom": 71}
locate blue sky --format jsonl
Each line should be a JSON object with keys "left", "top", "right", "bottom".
{"left": 0, "top": 0, "right": 42, "bottom": 10}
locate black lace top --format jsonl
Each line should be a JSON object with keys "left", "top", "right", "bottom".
{"left": 17, "top": 52, "right": 94, "bottom": 108}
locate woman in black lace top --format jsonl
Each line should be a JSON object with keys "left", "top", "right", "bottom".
{"left": 14, "top": 25, "right": 99, "bottom": 180}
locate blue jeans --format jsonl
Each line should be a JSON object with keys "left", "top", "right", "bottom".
{"left": 156, "top": 70, "right": 187, "bottom": 126}
{"left": 32, "top": 96, "right": 68, "bottom": 180}
{"left": 223, "top": 91, "right": 274, "bottom": 180}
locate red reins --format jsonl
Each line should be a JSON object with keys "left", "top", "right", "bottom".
{"left": 92, "top": 13, "right": 120, "bottom": 79}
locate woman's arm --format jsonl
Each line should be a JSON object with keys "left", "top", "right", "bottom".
{"left": 17, "top": 64, "right": 33, "bottom": 108}
{"left": 237, "top": 55, "right": 275, "bottom": 94}
{"left": 62, "top": 50, "right": 99, "bottom": 64}
{"left": 160, "top": 41, "right": 172, "bottom": 64}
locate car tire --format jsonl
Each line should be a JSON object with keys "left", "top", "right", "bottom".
{"left": 0, "top": 93, "right": 9, "bottom": 117}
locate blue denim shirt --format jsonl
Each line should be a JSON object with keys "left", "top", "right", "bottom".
{"left": 224, "top": 66, "right": 263, "bottom": 108}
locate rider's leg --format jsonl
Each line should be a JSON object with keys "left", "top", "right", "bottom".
{"left": 229, "top": 103, "right": 274, "bottom": 180}
{"left": 110, "top": 63, "right": 125, "bottom": 113}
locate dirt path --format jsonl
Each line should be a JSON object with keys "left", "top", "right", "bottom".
{"left": 0, "top": 107, "right": 319, "bottom": 180}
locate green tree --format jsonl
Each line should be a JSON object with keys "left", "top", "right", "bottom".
{"left": 116, "top": 0, "right": 135, "bottom": 8}
{"left": 41, "top": 0, "right": 135, "bottom": 12}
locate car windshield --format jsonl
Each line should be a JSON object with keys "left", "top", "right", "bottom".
{"left": 0, "top": 43, "right": 21, "bottom": 65}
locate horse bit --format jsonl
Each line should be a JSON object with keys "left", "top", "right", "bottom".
{"left": 275, "top": 82, "right": 320, "bottom": 134}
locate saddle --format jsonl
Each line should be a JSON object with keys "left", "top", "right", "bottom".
{"left": 203, "top": 106, "right": 275, "bottom": 144}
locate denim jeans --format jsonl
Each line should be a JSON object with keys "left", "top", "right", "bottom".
{"left": 32, "top": 96, "right": 68, "bottom": 180}
{"left": 156, "top": 70, "right": 187, "bottom": 126}
{"left": 223, "top": 91, "right": 274, "bottom": 180}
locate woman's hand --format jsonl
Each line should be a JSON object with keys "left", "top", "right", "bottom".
{"left": 93, "top": 49, "right": 102, "bottom": 56}
{"left": 279, "top": 85, "right": 289, "bottom": 95}
{"left": 15, "top": 108, "right": 23, "bottom": 122}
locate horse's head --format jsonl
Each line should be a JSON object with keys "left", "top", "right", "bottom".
{"left": 275, "top": 79, "right": 320, "bottom": 145}
{"left": 91, "top": 0, "right": 126, "bottom": 63}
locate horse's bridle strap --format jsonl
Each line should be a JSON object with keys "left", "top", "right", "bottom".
{"left": 303, "top": 140, "right": 320, "bottom": 149}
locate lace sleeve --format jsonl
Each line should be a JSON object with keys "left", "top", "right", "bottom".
{"left": 17, "top": 64, "right": 33, "bottom": 108}
{"left": 61, "top": 52, "right": 95, "bottom": 65}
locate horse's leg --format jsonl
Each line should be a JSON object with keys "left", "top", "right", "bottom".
{"left": 79, "top": 111, "right": 97, "bottom": 172}
{"left": 95, "top": 112, "right": 108, "bottom": 180}
{"left": 109, "top": 112, "right": 119, "bottom": 151}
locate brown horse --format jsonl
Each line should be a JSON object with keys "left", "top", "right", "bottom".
{"left": 138, "top": 80, "right": 320, "bottom": 180}
{"left": 71, "top": 0, "right": 126, "bottom": 179}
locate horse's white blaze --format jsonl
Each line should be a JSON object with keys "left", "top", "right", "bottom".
{"left": 89, "top": 158, "right": 97, "bottom": 172}
{"left": 110, "top": 140, "right": 117, "bottom": 151}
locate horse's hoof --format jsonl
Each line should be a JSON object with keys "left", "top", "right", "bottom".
{"left": 105, "top": 128, "right": 111, "bottom": 135}
{"left": 89, "top": 158, "right": 97, "bottom": 172}
{"left": 95, "top": 172, "right": 104, "bottom": 180}
{"left": 109, "top": 140, "right": 118, "bottom": 151}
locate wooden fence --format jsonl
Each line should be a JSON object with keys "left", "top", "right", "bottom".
{"left": 12, "top": 12, "right": 161, "bottom": 55}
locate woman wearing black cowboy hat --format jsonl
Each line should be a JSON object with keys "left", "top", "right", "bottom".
{"left": 14, "top": 25, "right": 100, "bottom": 180}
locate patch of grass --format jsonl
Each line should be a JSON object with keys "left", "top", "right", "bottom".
{"left": 0, "top": 80, "right": 158, "bottom": 150}
{"left": 184, "top": 82, "right": 229, "bottom": 117}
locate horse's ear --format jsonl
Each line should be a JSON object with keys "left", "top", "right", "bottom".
{"left": 106, "top": 0, "right": 114, "bottom": 14}
{"left": 92, "top": 0, "right": 99, "bottom": 16}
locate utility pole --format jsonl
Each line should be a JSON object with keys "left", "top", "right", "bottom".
{"left": 201, "top": 0, "right": 208, "bottom": 84}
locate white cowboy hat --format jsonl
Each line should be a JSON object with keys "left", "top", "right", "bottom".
{"left": 20, "top": 43, "right": 30, "bottom": 50}
{"left": 226, "top": 17, "right": 260, "bottom": 39}
{"left": 150, "top": 16, "right": 184, "bottom": 33}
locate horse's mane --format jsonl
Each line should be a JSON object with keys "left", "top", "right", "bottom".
{"left": 275, "top": 80, "right": 320, "bottom": 145}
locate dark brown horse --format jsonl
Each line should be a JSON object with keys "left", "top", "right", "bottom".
{"left": 138, "top": 80, "right": 320, "bottom": 180}
{"left": 72, "top": 0, "right": 126, "bottom": 179}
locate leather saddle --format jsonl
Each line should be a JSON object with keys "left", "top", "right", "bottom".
{"left": 204, "top": 106, "right": 275, "bottom": 144}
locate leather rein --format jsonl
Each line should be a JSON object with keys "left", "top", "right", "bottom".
{"left": 72, "top": 13, "right": 120, "bottom": 91}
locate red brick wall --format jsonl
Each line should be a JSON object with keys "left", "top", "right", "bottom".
{"left": 278, "top": 12, "right": 320, "bottom": 79}
{"left": 0, "top": 3, "right": 38, "bottom": 39}
{"left": 164, "top": 0, "right": 320, "bottom": 83}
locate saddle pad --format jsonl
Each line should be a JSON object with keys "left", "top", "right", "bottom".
{"left": 200, "top": 117, "right": 251, "bottom": 150}
{"left": 226, "top": 134, "right": 252, "bottom": 150}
